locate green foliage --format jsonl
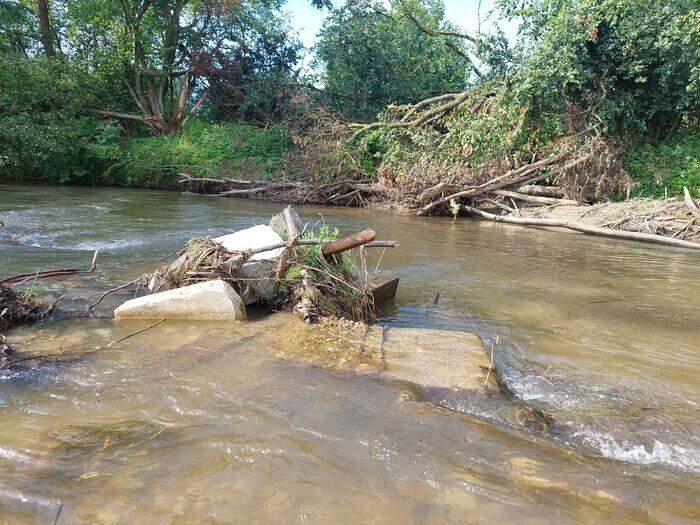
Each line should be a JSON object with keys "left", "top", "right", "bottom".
{"left": 0, "top": 54, "right": 103, "bottom": 182}
{"left": 623, "top": 132, "right": 700, "bottom": 198}
{"left": 0, "top": 54, "right": 293, "bottom": 186}
{"left": 502, "top": 0, "right": 700, "bottom": 134}
{"left": 314, "top": 0, "right": 471, "bottom": 120}
{"left": 0, "top": 0, "right": 38, "bottom": 54}
{"left": 89, "top": 120, "right": 293, "bottom": 188}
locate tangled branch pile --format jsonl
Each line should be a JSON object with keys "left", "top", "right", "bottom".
{"left": 142, "top": 237, "right": 247, "bottom": 294}
{"left": 0, "top": 285, "right": 44, "bottom": 333}
{"left": 356, "top": 89, "right": 630, "bottom": 215}
{"left": 180, "top": 173, "right": 392, "bottom": 207}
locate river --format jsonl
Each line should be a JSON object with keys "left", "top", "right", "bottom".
{"left": 1, "top": 184, "right": 698, "bottom": 524}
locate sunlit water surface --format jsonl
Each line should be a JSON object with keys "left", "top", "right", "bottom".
{"left": 1, "top": 184, "right": 698, "bottom": 524}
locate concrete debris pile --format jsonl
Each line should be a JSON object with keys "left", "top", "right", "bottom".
{"left": 116, "top": 206, "right": 399, "bottom": 322}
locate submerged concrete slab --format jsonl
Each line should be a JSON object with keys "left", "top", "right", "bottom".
{"left": 253, "top": 315, "right": 490, "bottom": 391}
{"left": 382, "top": 327, "right": 490, "bottom": 391}
{"left": 214, "top": 225, "right": 284, "bottom": 261}
{"left": 115, "top": 280, "right": 246, "bottom": 321}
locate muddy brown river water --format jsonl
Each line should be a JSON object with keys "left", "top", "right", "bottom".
{"left": 1, "top": 184, "right": 699, "bottom": 524}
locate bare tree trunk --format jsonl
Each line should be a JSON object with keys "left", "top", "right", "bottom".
{"left": 37, "top": 0, "right": 55, "bottom": 58}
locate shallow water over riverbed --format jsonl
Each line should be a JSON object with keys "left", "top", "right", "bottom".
{"left": 1, "top": 184, "right": 699, "bottom": 524}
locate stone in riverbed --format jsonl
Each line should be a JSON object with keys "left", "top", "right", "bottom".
{"left": 114, "top": 280, "right": 246, "bottom": 320}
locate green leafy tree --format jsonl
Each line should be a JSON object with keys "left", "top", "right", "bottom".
{"left": 314, "top": 0, "right": 472, "bottom": 120}
{"left": 0, "top": 1, "right": 38, "bottom": 54}
{"left": 501, "top": 0, "right": 700, "bottom": 134}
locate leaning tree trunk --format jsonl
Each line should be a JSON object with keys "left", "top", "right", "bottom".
{"left": 91, "top": 72, "right": 207, "bottom": 135}
{"left": 37, "top": 0, "right": 55, "bottom": 58}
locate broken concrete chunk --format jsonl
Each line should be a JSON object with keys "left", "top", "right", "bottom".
{"left": 270, "top": 207, "right": 303, "bottom": 238}
{"left": 365, "top": 271, "right": 399, "bottom": 304}
{"left": 382, "top": 327, "right": 490, "bottom": 391}
{"left": 239, "top": 259, "right": 279, "bottom": 305}
{"left": 214, "top": 225, "right": 284, "bottom": 261}
{"left": 114, "top": 280, "right": 246, "bottom": 320}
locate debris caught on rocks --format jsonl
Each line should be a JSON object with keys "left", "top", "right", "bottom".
{"left": 134, "top": 206, "right": 399, "bottom": 322}
{"left": 0, "top": 283, "right": 53, "bottom": 367}
{"left": 0, "top": 284, "right": 45, "bottom": 333}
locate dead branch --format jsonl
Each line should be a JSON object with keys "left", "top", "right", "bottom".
{"left": 0, "top": 318, "right": 167, "bottom": 371}
{"left": 417, "top": 182, "right": 462, "bottom": 203}
{"left": 418, "top": 153, "right": 574, "bottom": 215}
{"left": 1, "top": 250, "right": 100, "bottom": 286}
{"left": 401, "top": 93, "right": 459, "bottom": 122}
{"left": 86, "top": 278, "right": 140, "bottom": 311}
{"left": 492, "top": 190, "right": 579, "bottom": 206}
{"left": 245, "top": 239, "right": 398, "bottom": 257}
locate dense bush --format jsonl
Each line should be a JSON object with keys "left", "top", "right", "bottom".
{"left": 501, "top": 0, "right": 700, "bottom": 134}
{"left": 91, "top": 120, "right": 293, "bottom": 188}
{"left": 623, "top": 133, "right": 700, "bottom": 198}
{"left": 0, "top": 55, "right": 102, "bottom": 182}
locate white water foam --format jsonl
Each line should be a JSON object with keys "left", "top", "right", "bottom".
{"left": 572, "top": 427, "right": 700, "bottom": 473}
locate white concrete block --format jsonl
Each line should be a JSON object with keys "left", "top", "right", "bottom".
{"left": 115, "top": 280, "right": 246, "bottom": 320}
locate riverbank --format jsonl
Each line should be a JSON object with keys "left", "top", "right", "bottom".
{"left": 518, "top": 198, "right": 700, "bottom": 244}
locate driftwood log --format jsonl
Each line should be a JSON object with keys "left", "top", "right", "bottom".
{"left": 322, "top": 229, "right": 377, "bottom": 257}
{"left": 517, "top": 185, "right": 565, "bottom": 198}
{"left": 492, "top": 190, "right": 578, "bottom": 207}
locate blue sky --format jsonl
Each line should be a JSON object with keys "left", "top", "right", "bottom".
{"left": 284, "top": 0, "right": 518, "bottom": 58}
